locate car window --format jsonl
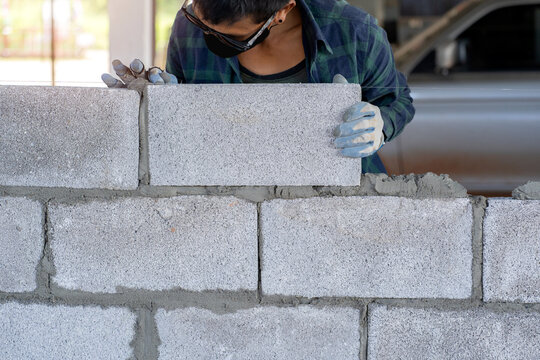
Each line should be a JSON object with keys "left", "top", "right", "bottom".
{"left": 412, "top": 4, "right": 540, "bottom": 74}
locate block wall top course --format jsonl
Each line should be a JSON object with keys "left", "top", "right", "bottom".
{"left": 0, "top": 86, "right": 140, "bottom": 190}
{"left": 147, "top": 84, "right": 363, "bottom": 186}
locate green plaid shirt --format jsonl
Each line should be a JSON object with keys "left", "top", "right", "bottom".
{"left": 166, "top": 0, "right": 415, "bottom": 174}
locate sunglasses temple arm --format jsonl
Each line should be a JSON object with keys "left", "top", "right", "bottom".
{"left": 247, "top": 13, "right": 276, "bottom": 47}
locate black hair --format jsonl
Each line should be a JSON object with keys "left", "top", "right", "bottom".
{"left": 193, "top": 0, "right": 290, "bottom": 25}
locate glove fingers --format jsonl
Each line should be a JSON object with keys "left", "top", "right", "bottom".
{"left": 340, "top": 145, "right": 376, "bottom": 158}
{"left": 333, "top": 118, "right": 375, "bottom": 137}
{"left": 333, "top": 74, "right": 349, "bottom": 84}
{"left": 343, "top": 102, "right": 376, "bottom": 122}
{"left": 129, "top": 59, "right": 146, "bottom": 78}
{"left": 112, "top": 59, "right": 137, "bottom": 84}
{"left": 160, "top": 71, "right": 178, "bottom": 84}
{"left": 101, "top": 73, "right": 126, "bottom": 88}
{"left": 148, "top": 67, "right": 165, "bottom": 84}
{"left": 334, "top": 132, "right": 374, "bottom": 149}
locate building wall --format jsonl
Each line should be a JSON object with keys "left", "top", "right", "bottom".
{"left": 1, "top": 84, "right": 539, "bottom": 359}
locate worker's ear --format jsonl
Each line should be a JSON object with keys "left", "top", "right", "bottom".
{"left": 273, "top": 0, "right": 296, "bottom": 24}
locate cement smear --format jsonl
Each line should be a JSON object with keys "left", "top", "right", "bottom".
{"left": 512, "top": 181, "right": 540, "bottom": 200}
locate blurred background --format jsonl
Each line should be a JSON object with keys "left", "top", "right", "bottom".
{"left": 1, "top": 0, "right": 539, "bottom": 196}
{"left": 0, "top": 0, "right": 466, "bottom": 87}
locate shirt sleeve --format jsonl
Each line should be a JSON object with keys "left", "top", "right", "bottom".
{"left": 360, "top": 15, "right": 416, "bottom": 143}
{"left": 165, "top": 14, "right": 187, "bottom": 83}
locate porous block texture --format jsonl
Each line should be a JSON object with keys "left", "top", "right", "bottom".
{"left": 368, "top": 305, "right": 540, "bottom": 360}
{"left": 261, "top": 196, "right": 473, "bottom": 298}
{"left": 147, "top": 84, "right": 362, "bottom": 186}
{"left": 48, "top": 196, "right": 257, "bottom": 293}
{"left": 0, "top": 197, "right": 43, "bottom": 292}
{"left": 0, "top": 86, "right": 140, "bottom": 190}
{"left": 0, "top": 302, "right": 135, "bottom": 359}
{"left": 483, "top": 199, "right": 540, "bottom": 302}
{"left": 155, "top": 305, "right": 360, "bottom": 359}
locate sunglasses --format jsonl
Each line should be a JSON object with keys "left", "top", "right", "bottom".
{"left": 181, "top": 0, "right": 276, "bottom": 51}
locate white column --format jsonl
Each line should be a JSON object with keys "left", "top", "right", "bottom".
{"left": 108, "top": 0, "right": 154, "bottom": 71}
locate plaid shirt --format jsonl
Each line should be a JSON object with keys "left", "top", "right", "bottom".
{"left": 166, "top": 0, "right": 415, "bottom": 174}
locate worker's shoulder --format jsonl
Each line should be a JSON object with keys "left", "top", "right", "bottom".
{"left": 305, "top": 0, "right": 376, "bottom": 27}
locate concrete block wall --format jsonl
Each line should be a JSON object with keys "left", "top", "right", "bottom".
{"left": 1, "top": 84, "right": 539, "bottom": 359}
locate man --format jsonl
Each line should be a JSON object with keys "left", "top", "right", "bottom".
{"left": 103, "top": 0, "right": 415, "bottom": 174}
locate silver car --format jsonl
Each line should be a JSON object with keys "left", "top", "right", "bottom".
{"left": 378, "top": 0, "right": 540, "bottom": 195}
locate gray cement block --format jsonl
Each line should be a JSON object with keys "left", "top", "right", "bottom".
{"left": 155, "top": 305, "right": 360, "bottom": 359}
{"left": 0, "top": 197, "right": 43, "bottom": 292}
{"left": 368, "top": 305, "right": 540, "bottom": 360}
{"left": 0, "top": 301, "right": 135, "bottom": 359}
{"left": 49, "top": 196, "right": 257, "bottom": 293}
{"left": 483, "top": 199, "right": 540, "bottom": 302}
{"left": 147, "top": 84, "right": 362, "bottom": 186}
{"left": 0, "top": 86, "right": 139, "bottom": 190}
{"left": 261, "top": 197, "right": 473, "bottom": 298}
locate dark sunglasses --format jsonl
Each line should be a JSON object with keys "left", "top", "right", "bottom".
{"left": 181, "top": 0, "right": 276, "bottom": 51}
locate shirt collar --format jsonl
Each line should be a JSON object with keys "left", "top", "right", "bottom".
{"left": 296, "top": 0, "right": 333, "bottom": 55}
{"left": 225, "top": 0, "right": 333, "bottom": 81}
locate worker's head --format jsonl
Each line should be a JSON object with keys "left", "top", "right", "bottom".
{"left": 182, "top": 0, "right": 296, "bottom": 58}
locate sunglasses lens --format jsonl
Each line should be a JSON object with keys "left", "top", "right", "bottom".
{"left": 182, "top": 5, "right": 248, "bottom": 51}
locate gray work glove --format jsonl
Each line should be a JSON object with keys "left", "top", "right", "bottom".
{"left": 332, "top": 74, "right": 386, "bottom": 158}
{"left": 101, "top": 59, "right": 178, "bottom": 94}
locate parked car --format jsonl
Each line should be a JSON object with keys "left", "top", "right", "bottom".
{"left": 378, "top": 0, "right": 540, "bottom": 196}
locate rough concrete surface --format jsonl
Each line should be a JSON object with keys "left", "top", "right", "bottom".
{"left": 483, "top": 199, "right": 540, "bottom": 302}
{"left": 147, "top": 84, "right": 363, "bottom": 186}
{"left": 0, "top": 197, "right": 43, "bottom": 292}
{"left": 367, "top": 172, "right": 468, "bottom": 198}
{"left": 368, "top": 304, "right": 540, "bottom": 360}
{"left": 155, "top": 305, "right": 360, "bottom": 359}
{"left": 0, "top": 301, "right": 136, "bottom": 359}
{"left": 0, "top": 86, "right": 140, "bottom": 190}
{"left": 48, "top": 196, "right": 258, "bottom": 293}
{"left": 261, "top": 197, "right": 472, "bottom": 299}
{"left": 513, "top": 181, "right": 540, "bottom": 200}
{"left": 261, "top": 196, "right": 473, "bottom": 298}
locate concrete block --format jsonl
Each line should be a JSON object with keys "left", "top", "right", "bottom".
{"left": 0, "top": 86, "right": 140, "bottom": 190}
{"left": 49, "top": 196, "right": 257, "bottom": 293}
{"left": 0, "top": 197, "right": 43, "bottom": 292}
{"left": 483, "top": 199, "right": 540, "bottom": 302}
{"left": 156, "top": 305, "right": 360, "bottom": 359}
{"left": 261, "top": 196, "right": 473, "bottom": 298}
{"left": 368, "top": 305, "right": 540, "bottom": 360}
{"left": 0, "top": 301, "right": 135, "bottom": 359}
{"left": 147, "top": 84, "right": 362, "bottom": 186}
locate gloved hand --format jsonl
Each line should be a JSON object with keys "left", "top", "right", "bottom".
{"left": 332, "top": 74, "right": 386, "bottom": 158}
{"left": 101, "top": 59, "right": 178, "bottom": 94}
